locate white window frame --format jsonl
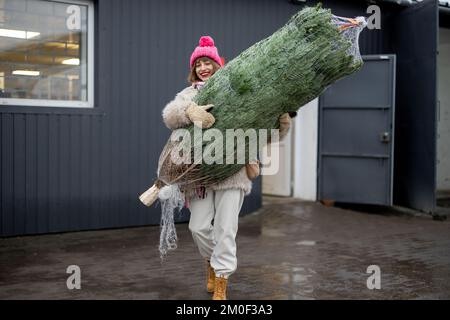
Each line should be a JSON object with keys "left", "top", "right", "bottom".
{"left": 0, "top": 0, "right": 95, "bottom": 108}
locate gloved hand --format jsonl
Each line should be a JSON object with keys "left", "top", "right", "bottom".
{"left": 186, "top": 102, "right": 215, "bottom": 128}
{"left": 278, "top": 113, "right": 292, "bottom": 138}
{"left": 246, "top": 159, "right": 260, "bottom": 180}
{"left": 264, "top": 113, "right": 293, "bottom": 144}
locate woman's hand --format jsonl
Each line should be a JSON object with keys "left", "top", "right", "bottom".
{"left": 246, "top": 160, "right": 260, "bottom": 180}
{"left": 266, "top": 112, "right": 295, "bottom": 144}
{"left": 186, "top": 102, "right": 215, "bottom": 128}
{"left": 279, "top": 113, "right": 291, "bottom": 138}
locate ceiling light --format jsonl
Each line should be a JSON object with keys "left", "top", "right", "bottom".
{"left": 62, "top": 58, "right": 80, "bottom": 65}
{"left": 0, "top": 28, "right": 40, "bottom": 39}
{"left": 12, "top": 70, "right": 40, "bottom": 76}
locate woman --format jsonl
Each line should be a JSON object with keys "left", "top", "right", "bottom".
{"left": 161, "top": 36, "right": 292, "bottom": 300}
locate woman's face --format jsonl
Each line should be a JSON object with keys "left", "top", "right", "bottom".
{"left": 195, "top": 59, "right": 214, "bottom": 81}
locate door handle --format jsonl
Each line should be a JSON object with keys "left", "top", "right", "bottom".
{"left": 380, "top": 132, "right": 390, "bottom": 143}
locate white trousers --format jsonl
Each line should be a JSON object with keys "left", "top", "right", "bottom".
{"left": 188, "top": 188, "right": 245, "bottom": 278}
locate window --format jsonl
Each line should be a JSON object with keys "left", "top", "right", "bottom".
{"left": 0, "top": 0, "right": 94, "bottom": 108}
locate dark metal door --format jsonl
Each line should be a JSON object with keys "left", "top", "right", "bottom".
{"left": 318, "top": 55, "right": 396, "bottom": 205}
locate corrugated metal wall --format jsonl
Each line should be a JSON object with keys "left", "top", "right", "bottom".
{"left": 389, "top": 0, "right": 438, "bottom": 213}
{"left": 0, "top": 0, "right": 409, "bottom": 236}
{"left": 0, "top": 0, "right": 298, "bottom": 236}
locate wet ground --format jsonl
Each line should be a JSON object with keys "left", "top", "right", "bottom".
{"left": 1, "top": 197, "right": 449, "bottom": 300}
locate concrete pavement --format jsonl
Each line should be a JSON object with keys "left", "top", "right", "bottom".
{"left": 1, "top": 197, "right": 449, "bottom": 299}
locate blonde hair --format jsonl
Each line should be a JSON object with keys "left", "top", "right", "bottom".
{"left": 187, "top": 57, "right": 221, "bottom": 84}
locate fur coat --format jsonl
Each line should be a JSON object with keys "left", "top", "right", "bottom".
{"left": 162, "top": 84, "right": 289, "bottom": 197}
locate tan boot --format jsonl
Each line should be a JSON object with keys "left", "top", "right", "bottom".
{"left": 206, "top": 261, "right": 215, "bottom": 293}
{"left": 212, "top": 275, "right": 228, "bottom": 300}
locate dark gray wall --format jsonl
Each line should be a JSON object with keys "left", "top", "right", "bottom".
{"left": 387, "top": 0, "right": 438, "bottom": 213}
{"left": 1, "top": 0, "right": 305, "bottom": 236}
{"left": 316, "top": 0, "right": 438, "bottom": 213}
{"left": 1, "top": 0, "right": 439, "bottom": 236}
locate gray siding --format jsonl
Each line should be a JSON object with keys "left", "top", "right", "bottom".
{"left": 1, "top": 0, "right": 433, "bottom": 236}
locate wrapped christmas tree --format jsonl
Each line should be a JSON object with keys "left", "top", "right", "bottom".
{"left": 140, "top": 4, "right": 367, "bottom": 257}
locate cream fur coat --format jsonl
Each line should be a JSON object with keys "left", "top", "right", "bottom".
{"left": 162, "top": 84, "right": 289, "bottom": 197}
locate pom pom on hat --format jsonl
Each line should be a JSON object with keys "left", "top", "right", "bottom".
{"left": 199, "top": 36, "right": 214, "bottom": 47}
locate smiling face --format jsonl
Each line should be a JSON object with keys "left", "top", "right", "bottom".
{"left": 195, "top": 58, "right": 215, "bottom": 81}
{"left": 187, "top": 57, "right": 221, "bottom": 84}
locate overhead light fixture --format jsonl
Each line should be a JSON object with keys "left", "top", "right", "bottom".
{"left": 0, "top": 28, "right": 40, "bottom": 39}
{"left": 12, "top": 70, "right": 40, "bottom": 76}
{"left": 62, "top": 58, "right": 80, "bottom": 65}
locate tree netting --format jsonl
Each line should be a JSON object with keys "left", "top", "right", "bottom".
{"left": 157, "top": 5, "right": 367, "bottom": 192}
{"left": 140, "top": 4, "right": 368, "bottom": 259}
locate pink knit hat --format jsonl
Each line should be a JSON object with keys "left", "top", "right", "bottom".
{"left": 190, "top": 36, "right": 224, "bottom": 68}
